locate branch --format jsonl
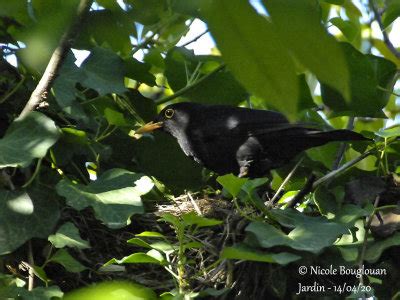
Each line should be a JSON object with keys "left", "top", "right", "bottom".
{"left": 180, "top": 29, "right": 209, "bottom": 48}
{"left": 19, "top": 0, "right": 93, "bottom": 118}
{"left": 313, "top": 148, "right": 376, "bottom": 189}
{"left": 155, "top": 64, "right": 226, "bottom": 105}
{"left": 369, "top": 0, "right": 400, "bottom": 59}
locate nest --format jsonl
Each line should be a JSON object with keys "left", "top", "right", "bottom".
{"left": 48, "top": 194, "right": 267, "bottom": 298}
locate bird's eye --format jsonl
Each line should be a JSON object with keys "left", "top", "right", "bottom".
{"left": 164, "top": 108, "right": 175, "bottom": 119}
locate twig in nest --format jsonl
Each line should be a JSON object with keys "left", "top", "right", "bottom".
{"left": 187, "top": 191, "right": 202, "bottom": 215}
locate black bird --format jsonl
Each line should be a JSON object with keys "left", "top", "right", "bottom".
{"left": 136, "top": 102, "right": 369, "bottom": 178}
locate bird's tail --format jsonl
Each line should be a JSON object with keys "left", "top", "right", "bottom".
{"left": 307, "top": 129, "right": 370, "bottom": 144}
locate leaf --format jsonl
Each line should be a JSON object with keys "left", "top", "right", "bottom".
{"left": 48, "top": 222, "right": 90, "bottom": 249}
{"left": 56, "top": 169, "right": 153, "bottom": 228}
{"left": 364, "top": 232, "right": 400, "bottom": 263}
{"left": 49, "top": 249, "right": 87, "bottom": 273}
{"left": 246, "top": 208, "right": 366, "bottom": 253}
{"left": 0, "top": 112, "right": 60, "bottom": 168}
{"left": 321, "top": 43, "right": 397, "bottom": 117}
{"left": 202, "top": 0, "right": 299, "bottom": 117}
{"left": 77, "top": 9, "right": 134, "bottom": 53}
{"left": 124, "top": 58, "right": 156, "bottom": 86}
{"left": 53, "top": 52, "right": 86, "bottom": 108}
{"left": 165, "top": 48, "right": 247, "bottom": 105}
{"left": 182, "top": 212, "right": 222, "bottom": 228}
{"left": 104, "top": 108, "right": 129, "bottom": 126}
{"left": 0, "top": 189, "right": 60, "bottom": 255}
{"left": 104, "top": 252, "right": 164, "bottom": 266}
{"left": 263, "top": 0, "right": 350, "bottom": 102}
{"left": 217, "top": 174, "right": 248, "bottom": 198}
{"left": 329, "top": 17, "right": 359, "bottom": 41}
{"left": 81, "top": 47, "right": 126, "bottom": 95}
{"left": 135, "top": 231, "right": 166, "bottom": 238}
{"left": 382, "top": 0, "right": 400, "bottom": 28}
{"left": 376, "top": 125, "right": 400, "bottom": 138}
{"left": 221, "top": 244, "right": 300, "bottom": 265}
{"left": 3, "top": 286, "right": 64, "bottom": 300}
{"left": 31, "top": 265, "right": 49, "bottom": 284}
{"left": 128, "top": 0, "right": 167, "bottom": 25}
{"left": 127, "top": 238, "right": 152, "bottom": 248}
{"left": 63, "top": 281, "right": 157, "bottom": 300}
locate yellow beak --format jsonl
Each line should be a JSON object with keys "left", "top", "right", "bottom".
{"left": 135, "top": 121, "right": 163, "bottom": 134}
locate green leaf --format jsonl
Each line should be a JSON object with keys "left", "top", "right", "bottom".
{"left": 382, "top": 0, "right": 400, "bottom": 28}
{"left": 297, "top": 74, "right": 316, "bottom": 111}
{"left": 182, "top": 212, "right": 222, "bottom": 228}
{"left": 135, "top": 231, "right": 166, "bottom": 238}
{"left": 104, "top": 108, "right": 129, "bottom": 126}
{"left": 3, "top": 286, "right": 64, "bottom": 300}
{"left": 127, "top": 238, "right": 152, "bottom": 248}
{"left": 376, "top": 125, "right": 400, "bottom": 138}
{"left": 77, "top": 9, "right": 134, "bottom": 53}
{"left": 364, "top": 232, "right": 400, "bottom": 263}
{"left": 0, "top": 189, "right": 59, "bottom": 255}
{"left": 0, "top": 112, "right": 59, "bottom": 168}
{"left": 329, "top": 17, "right": 359, "bottom": 41}
{"left": 221, "top": 244, "right": 300, "bottom": 265}
{"left": 63, "top": 281, "right": 157, "bottom": 300}
{"left": 104, "top": 252, "right": 164, "bottom": 266}
{"left": 165, "top": 48, "right": 247, "bottom": 105}
{"left": 128, "top": 0, "right": 167, "bottom": 25}
{"left": 171, "top": 0, "right": 201, "bottom": 17}
{"left": 31, "top": 265, "right": 49, "bottom": 284}
{"left": 217, "top": 174, "right": 248, "bottom": 198}
{"left": 48, "top": 222, "right": 90, "bottom": 249}
{"left": 49, "top": 249, "right": 87, "bottom": 273}
{"left": 53, "top": 52, "right": 86, "bottom": 108}
{"left": 81, "top": 47, "right": 126, "bottom": 95}
{"left": 202, "top": 0, "right": 298, "bottom": 117}
{"left": 321, "top": 43, "right": 397, "bottom": 116}
{"left": 263, "top": 0, "right": 350, "bottom": 102}
{"left": 246, "top": 208, "right": 363, "bottom": 253}
{"left": 56, "top": 169, "right": 153, "bottom": 228}
{"left": 124, "top": 58, "right": 156, "bottom": 86}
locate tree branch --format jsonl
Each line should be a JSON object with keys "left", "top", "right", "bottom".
{"left": 19, "top": 0, "right": 93, "bottom": 118}
{"left": 369, "top": 0, "right": 400, "bottom": 59}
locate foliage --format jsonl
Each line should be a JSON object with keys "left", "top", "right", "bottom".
{"left": 0, "top": 0, "right": 400, "bottom": 299}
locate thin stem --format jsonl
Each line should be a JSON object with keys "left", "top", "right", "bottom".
{"left": 22, "top": 158, "right": 43, "bottom": 188}
{"left": 155, "top": 64, "right": 226, "bottom": 105}
{"left": 268, "top": 157, "right": 304, "bottom": 205}
{"left": 27, "top": 241, "right": 35, "bottom": 291}
{"left": 313, "top": 148, "right": 376, "bottom": 188}
{"left": 377, "top": 86, "right": 400, "bottom": 97}
{"left": 369, "top": 0, "right": 400, "bottom": 58}
{"left": 357, "top": 196, "right": 381, "bottom": 291}
{"left": 96, "top": 125, "right": 118, "bottom": 142}
{"left": 179, "top": 29, "right": 209, "bottom": 48}
{"left": 0, "top": 76, "right": 25, "bottom": 104}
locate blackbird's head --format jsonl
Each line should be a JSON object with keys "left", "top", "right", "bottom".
{"left": 136, "top": 103, "right": 197, "bottom": 137}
